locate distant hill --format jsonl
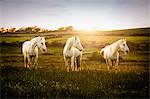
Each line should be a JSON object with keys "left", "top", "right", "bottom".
{"left": 1, "top": 27, "right": 149, "bottom": 37}
{"left": 100, "top": 27, "right": 150, "bottom": 36}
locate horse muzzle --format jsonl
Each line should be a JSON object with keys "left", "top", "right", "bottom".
{"left": 126, "top": 50, "right": 129, "bottom": 53}
{"left": 79, "top": 48, "right": 84, "bottom": 52}
{"left": 42, "top": 49, "right": 47, "bottom": 52}
{"left": 124, "top": 49, "right": 129, "bottom": 54}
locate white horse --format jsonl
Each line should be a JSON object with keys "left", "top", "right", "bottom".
{"left": 22, "top": 37, "right": 47, "bottom": 69}
{"left": 63, "top": 37, "right": 84, "bottom": 71}
{"left": 100, "top": 39, "right": 129, "bottom": 72}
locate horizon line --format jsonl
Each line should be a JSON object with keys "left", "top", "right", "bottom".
{"left": 0, "top": 26, "right": 149, "bottom": 31}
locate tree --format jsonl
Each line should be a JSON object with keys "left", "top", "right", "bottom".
{"left": 9, "top": 28, "right": 16, "bottom": 33}
{"left": 58, "top": 27, "right": 65, "bottom": 31}
{"left": 65, "top": 26, "right": 74, "bottom": 31}
{"left": 32, "top": 26, "right": 41, "bottom": 33}
{"left": 25, "top": 27, "right": 32, "bottom": 33}
{"left": 58, "top": 26, "right": 74, "bottom": 31}
{"left": 34, "top": 28, "right": 41, "bottom": 33}
{"left": 0, "top": 27, "right": 5, "bottom": 33}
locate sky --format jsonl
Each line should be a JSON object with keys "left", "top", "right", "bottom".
{"left": 0, "top": 0, "right": 150, "bottom": 30}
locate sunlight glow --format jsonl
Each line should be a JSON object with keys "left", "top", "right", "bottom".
{"left": 75, "top": 26, "right": 97, "bottom": 31}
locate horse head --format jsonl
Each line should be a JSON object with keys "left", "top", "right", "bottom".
{"left": 119, "top": 39, "right": 129, "bottom": 54}
{"left": 73, "top": 37, "right": 84, "bottom": 51}
{"left": 36, "top": 37, "right": 47, "bottom": 52}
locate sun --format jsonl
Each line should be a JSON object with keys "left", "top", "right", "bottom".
{"left": 74, "top": 26, "right": 97, "bottom": 31}
{"left": 84, "top": 27, "right": 96, "bottom": 31}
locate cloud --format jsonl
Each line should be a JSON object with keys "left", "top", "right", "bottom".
{"left": 1, "top": 0, "right": 149, "bottom": 29}
{"left": 2, "top": 0, "right": 67, "bottom": 17}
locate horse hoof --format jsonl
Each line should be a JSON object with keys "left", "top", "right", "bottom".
{"left": 108, "top": 70, "right": 112, "bottom": 73}
{"left": 67, "top": 68, "right": 70, "bottom": 72}
{"left": 115, "top": 70, "right": 118, "bottom": 74}
{"left": 35, "top": 67, "right": 38, "bottom": 70}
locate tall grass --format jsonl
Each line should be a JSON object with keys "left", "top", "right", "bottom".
{"left": 1, "top": 66, "right": 149, "bottom": 98}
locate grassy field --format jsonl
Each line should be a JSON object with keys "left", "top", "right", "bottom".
{"left": 0, "top": 29, "right": 149, "bottom": 98}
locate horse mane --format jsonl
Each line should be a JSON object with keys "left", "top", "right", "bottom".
{"left": 65, "top": 37, "right": 76, "bottom": 50}
{"left": 109, "top": 39, "right": 124, "bottom": 49}
{"left": 28, "top": 37, "right": 42, "bottom": 50}
{"left": 31, "top": 37, "right": 41, "bottom": 42}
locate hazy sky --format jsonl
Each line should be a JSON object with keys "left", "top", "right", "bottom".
{"left": 1, "top": 0, "right": 150, "bottom": 30}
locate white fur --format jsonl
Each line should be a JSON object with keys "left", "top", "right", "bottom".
{"left": 100, "top": 39, "right": 129, "bottom": 72}
{"left": 22, "top": 37, "right": 47, "bottom": 69}
{"left": 63, "top": 37, "right": 84, "bottom": 71}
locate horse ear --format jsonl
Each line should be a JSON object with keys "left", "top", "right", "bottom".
{"left": 75, "top": 36, "right": 77, "bottom": 40}
{"left": 122, "top": 38, "right": 126, "bottom": 42}
{"left": 120, "top": 38, "right": 124, "bottom": 42}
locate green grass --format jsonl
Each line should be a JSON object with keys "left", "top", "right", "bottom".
{"left": 1, "top": 66, "right": 149, "bottom": 98}
{"left": 0, "top": 31, "right": 149, "bottom": 98}
{"left": 1, "top": 35, "right": 149, "bottom": 44}
{"left": 1, "top": 37, "right": 32, "bottom": 43}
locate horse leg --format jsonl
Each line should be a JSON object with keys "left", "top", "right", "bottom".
{"left": 64, "top": 56, "right": 67, "bottom": 66}
{"left": 71, "top": 56, "right": 75, "bottom": 71}
{"left": 79, "top": 54, "right": 82, "bottom": 71}
{"left": 105, "top": 59, "right": 110, "bottom": 71}
{"left": 115, "top": 57, "right": 119, "bottom": 74}
{"left": 74, "top": 57, "right": 77, "bottom": 71}
{"left": 114, "top": 53, "right": 119, "bottom": 73}
{"left": 64, "top": 56, "right": 69, "bottom": 72}
{"left": 24, "top": 56, "right": 27, "bottom": 68}
{"left": 30, "top": 57, "right": 35, "bottom": 69}
{"left": 34, "top": 55, "right": 38, "bottom": 69}
{"left": 109, "top": 59, "right": 113, "bottom": 70}
{"left": 27, "top": 55, "right": 31, "bottom": 70}
{"left": 106, "top": 59, "right": 112, "bottom": 73}
{"left": 76, "top": 56, "right": 80, "bottom": 71}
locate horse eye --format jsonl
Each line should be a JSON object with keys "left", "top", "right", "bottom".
{"left": 41, "top": 43, "right": 43, "bottom": 45}
{"left": 123, "top": 44, "right": 125, "bottom": 46}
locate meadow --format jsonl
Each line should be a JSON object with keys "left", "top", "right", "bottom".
{"left": 0, "top": 29, "right": 149, "bottom": 98}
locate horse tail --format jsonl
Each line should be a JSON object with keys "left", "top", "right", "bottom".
{"left": 22, "top": 41, "right": 28, "bottom": 53}
{"left": 100, "top": 48, "right": 104, "bottom": 57}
